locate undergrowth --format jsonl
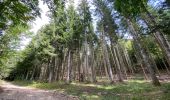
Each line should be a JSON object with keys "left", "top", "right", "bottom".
{"left": 12, "top": 80, "right": 170, "bottom": 100}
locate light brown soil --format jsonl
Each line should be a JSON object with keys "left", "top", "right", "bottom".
{"left": 0, "top": 82, "right": 79, "bottom": 100}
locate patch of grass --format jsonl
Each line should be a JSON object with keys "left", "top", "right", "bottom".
{"left": 11, "top": 80, "right": 34, "bottom": 86}
{"left": 0, "top": 80, "right": 4, "bottom": 85}
{"left": 12, "top": 80, "right": 170, "bottom": 100}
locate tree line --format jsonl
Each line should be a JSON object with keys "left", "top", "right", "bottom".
{"left": 0, "top": 0, "right": 170, "bottom": 86}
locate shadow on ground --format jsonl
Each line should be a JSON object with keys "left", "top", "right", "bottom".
{"left": 11, "top": 80, "right": 170, "bottom": 100}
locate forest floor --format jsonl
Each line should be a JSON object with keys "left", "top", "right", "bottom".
{"left": 0, "top": 81, "right": 79, "bottom": 100}
{"left": 0, "top": 74, "right": 170, "bottom": 100}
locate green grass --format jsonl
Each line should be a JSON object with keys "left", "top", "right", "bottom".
{"left": 12, "top": 80, "right": 170, "bottom": 100}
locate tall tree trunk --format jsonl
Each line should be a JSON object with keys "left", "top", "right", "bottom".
{"left": 126, "top": 18, "right": 160, "bottom": 86}
{"left": 66, "top": 50, "right": 73, "bottom": 84}
{"left": 101, "top": 32, "right": 114, "bottom": 83}
{"left": 61, "top": 49, "right": 68, "bottom": 80}
{"left": 39, "top": 63, "right": 45, "bottom": 81}
{"left": 30, "top": 65, "right": 36, "bottom": 80}
{"left": 25, "top": 71, "right": 29, "bottom": 80}
{"left": 90, "top": 46, "right": 96, "bottom": 83}
{"left": 48, "top": 58, "right": 53, "bottom": 83}
{"left": 133, "top": 41, "right": 149, "bottom": 79}
{"left": 56, "top": 57, "right": 62, "bottom": 81}
{"left": 116, "top": 45, "right": 128, "bottom": 80}
{"left": 122, "top": 46, "right": 134, "bottom": 74}
{"left": 110, "top": 43, "right": 123, "bottom": 82}
{"left": 78, "top": 50, "right": 81, "bottom": 82}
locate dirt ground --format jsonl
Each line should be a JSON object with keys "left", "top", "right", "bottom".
{"left": 0, "top": 82, "right": 79, "bottom": 100}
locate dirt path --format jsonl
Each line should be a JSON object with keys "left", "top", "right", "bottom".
{"left": 0, "top": 82, "right": 79, "bottom": 100}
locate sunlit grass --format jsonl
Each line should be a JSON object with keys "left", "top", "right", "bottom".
{"left": 12, "top": 79, "right": 170, "bottom": 100}
{"left": 0, "top": 80, "right": 2, "bottom": 85}
{"left": 0, "top": 80, "right": 4, "bottom": 85}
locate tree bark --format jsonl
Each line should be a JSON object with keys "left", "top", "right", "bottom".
{"left": 48, "top": 58, "right": 53, "bottom": 83}
{"left": 66, "top": 50, "right": 73, "bottom": 84}
{"left": 101, "top": 32, "right": 114, "bottom": 83}
{"left": 110, "top": 43, "right": 123, "bottom": 82}
{"left": 126, "top": 18, "right": 160, "bottom": 86}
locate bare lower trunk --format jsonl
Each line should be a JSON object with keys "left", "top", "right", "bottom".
{"left": 141, "top": 4, "right": 170, "bottom": 66}
{"left": 61, "top": 49, "right": 68, "bottom": 80}
{"left": 101, "top": 32, "right": 114, "bottom": 83}
{"left": 48, "top": 58, "right": 53, "bottom": 83}
{"left": 25, "top": 71, "right": 29, "bottom": 80}
{"left": 30, "top": 66, "right": 36, "bottom": 81}
{"left": 123, "top": 47, "right": 134, "bottom": 74}
{"left": 126, "top": 18, "right": 160, "bottom": 86}
{"left": 110, "top": 44, "right": 123, "bottom": 82}
{"left": 66, "top": 50, "right": 73, "bottom": 84}
{"left": 90, "top": 46, "right": 96, "bottom": 83}
{"left": 116, "top": 45, "right": 128, "bottom": 80}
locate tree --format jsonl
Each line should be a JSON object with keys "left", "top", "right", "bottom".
{"left": 113, "top": 0, "right": 170, "bottom": 70}
{"left": 94, "top": 0, "right": 126, "bottom": 82}
{"left": 77, "top": 0, "right": 97, "bottom": 83}
{"left": 0, "top": 0, "right": 40, "bottom": 29}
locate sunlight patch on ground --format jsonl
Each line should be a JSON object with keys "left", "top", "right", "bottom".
{"left": 0, "top": 80, "right": 5, "bottom": 85}
{"left": 71, "top": 82, "right": 101, "bottom": 87}
{"left": 11, "top": 80, "right": 170, "bottom": 100}
{"left": 81, "top": 94, "right": 99, "bottom": 100}
{"left": 127, "top": 79, "right": 150, "bottom": 83}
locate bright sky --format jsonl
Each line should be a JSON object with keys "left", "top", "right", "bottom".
{"left": 30, "top": 0, "right": 83, "bottom": 33}
{"left": 30, "top": 0, "right": 50, "bottom": 33}
{"left": 21, "top": 0, "right": 49, "bottom": 50}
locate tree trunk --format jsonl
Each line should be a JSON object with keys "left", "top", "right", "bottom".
{"left": 48, "top": 58, "right": 53, "bottom": 83}
{"left": 90, "top": 46, "right": 96, "bottom": 83}
{"left": 101, "top": 32, "right": 114, "bottom": 83}
{"left": 141, "top": 4, "right": 170, "bottom": 67}
{"left": 66, "top": 50, "right": 73, "bottom": 84}
{"left": 110, "top": 43, "right": 123, "bottom": 82}
{"left": 116, "top": 45, "right": 128, "bottom": 80}
{"left": 30, "top": 65, "right": 36, "bottom": 81}
{"left": 25, "top": 71, "right": 29, "bottom": 80}
{"left": 126, "top": 18, "right": 160, "bottom": 86}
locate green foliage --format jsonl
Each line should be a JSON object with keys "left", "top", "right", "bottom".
{"left": 0, "top": 0, "right": 40, "bottom": 29}
{"left": 114, "top": 0, "right": 147, "bottom": 17}
{"left": 9, "top": 1, "right": 86, "bottom": 80}
{"left": 0, "top": 24, "right": 31, "bottom": 79}
{"left": 157, "top": 9, "right": 170, "bottom": 35}
{"left": 2, "top": 0, "right": 169, "bottom": 92}
{"left": 94, "top": 0, "right": 118, "bottom": 41}
{"left": 0, "top": 0, "right": 40, "bottom": 79}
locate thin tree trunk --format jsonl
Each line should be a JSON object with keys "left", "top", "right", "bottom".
{"left": 61, "top": 49, "right": 68, "bottom": 80}
{"left": 66, "top": 50, "right": 73, "bottom": 84}
{"left": 30, "top": 65, "right": 36, "bottom": 81}
{"left": 162, "top": 59, "right": 170, "bottom": 75}
{"left": 111, "top": 44, "right": 123, "bottom": 82}
{"left": 90, "top": 46, "right": 96, "bottom": 83}
{"left": 48, "top": 58, "right": 53, "bottom": 83}
{"left": 25, "top": 71, "right": 29, "bottom": 80}
{"left": 123, "top": 47, "right": 134, "bottom": 74}
{"left": 116, "top": 45, "right": 128, "bottom": 80}
{"left": 101, "top": 32, "right": 114, "bottom": 83}
{"left": 126, "top": 18, "right": 160, "bottom": 86}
